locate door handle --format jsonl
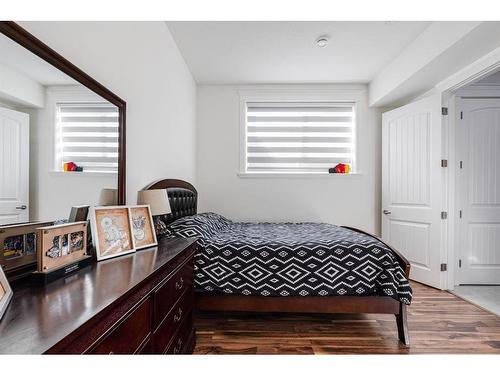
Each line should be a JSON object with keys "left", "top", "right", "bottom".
{"left": 383, "top": 210, "right": 391, "bottom": 215}
{"left": 16, "top": 205, "right": 27, "bottom": 210}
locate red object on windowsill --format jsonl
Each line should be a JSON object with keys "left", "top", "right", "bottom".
{"left": 329, "top": 163, "right": 350, "bottom": 174}
{"left": 63, "top": 162, "right": 83, "bottom": 172}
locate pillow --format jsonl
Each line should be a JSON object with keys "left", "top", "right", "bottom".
{"left": 193, "top": 212, "right": 232, "bottom": 231}
{"left": 167, "top": 212, "right": 231, "bottom": 241}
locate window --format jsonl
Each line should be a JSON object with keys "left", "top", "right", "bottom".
{"left": 242, "top": 101, "right": 356, "bottom": 174}
{"left": 55, "top": 102, "right": 119, "bottom": 173}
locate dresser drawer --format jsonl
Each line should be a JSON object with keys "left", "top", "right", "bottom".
{"left": 137, "top": 337, "right": 152, "bottom": 354}
{"left": 152, "top": 288, "right": 193, "bottom": 354}
{"left": 153, "top": 259, "right": 193, "bottom": 327}
{"left": 166, "top": 313, "right": 193, "bottom": 355}
{"left": 89, "top": 298, "right": 151, "bottom": 354}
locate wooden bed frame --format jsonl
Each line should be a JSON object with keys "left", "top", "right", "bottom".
{"left": 145, "top": 179, "right": 411, "bottom": 346}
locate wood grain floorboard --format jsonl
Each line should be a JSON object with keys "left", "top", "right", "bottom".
{"left": 193, "top": 282, "right": 500, "bottom": 354}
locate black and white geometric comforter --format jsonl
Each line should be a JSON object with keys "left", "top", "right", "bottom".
{"left": 167, "top": 213, "right": 412, "bottom": 304}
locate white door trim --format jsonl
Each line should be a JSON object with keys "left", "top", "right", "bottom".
{"left": 437, "top": 48, "right": 500, "bottom": 290}
{"left": 437, "top": 45, "right": 500, "bottom": 95}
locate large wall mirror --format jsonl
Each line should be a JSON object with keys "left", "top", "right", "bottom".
{"left": 0, "top": 22, "right": 126, "bottom": 227}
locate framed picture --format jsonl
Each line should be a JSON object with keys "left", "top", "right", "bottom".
{"left": 0, "top": 265, "right": 13, "bottom": 320}
{"left": 68, "top": 205, "right": 90, "bottom": 222}
{"left": 90, "top": 206, "right": 135, "bottom": 261}
{"left": 69, "top": 205, "right": 93, "bottom": 250}
{"left": 37, "top": 222, "right": 89, "bottom": 273}
{"left": 129, "top": 205, "right": 157, "bottom": 250}
{"left": 0, "top": 221, "right": 53, "bottom": 276}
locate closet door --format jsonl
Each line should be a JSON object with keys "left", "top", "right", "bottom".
{"left": 382, "top": 95, "right": 443, "bottom": 288}
{"left": 457, "top": 98, "right": 500, "bottom": 284}
{"left": 0, "top": 107, "right": 29, "bottom": 224}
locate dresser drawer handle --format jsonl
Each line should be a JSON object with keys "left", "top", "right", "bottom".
{"left": 173, "top": 307, "right": 183, "bottom": 323}
{"left": 175, "top": 277, "right": 184, "bottom": 290}
{"left": 173, "top": 338, "right": 183, "bottom": 354}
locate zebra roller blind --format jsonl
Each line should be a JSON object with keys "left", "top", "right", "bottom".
{"left": 245, "top": 102, "right": 355, "bottom": 173}
{"left": 56, "top": 102, "right": 119, "bottom": 173}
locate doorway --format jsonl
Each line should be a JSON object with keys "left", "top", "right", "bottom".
{"left": 455, "top": 96, "right": 500, "bottom": 285}
{"left": 380, "top": 54, "right": 500, "bottom": 310}
{"left": 449, "top": 71, "right": 500, "bottom": 315}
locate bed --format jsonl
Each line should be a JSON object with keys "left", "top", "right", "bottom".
{"left": 145, "top": 179, "right": 412, "bottom": 345}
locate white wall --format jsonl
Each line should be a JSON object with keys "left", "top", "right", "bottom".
{"left": 196, "top": 84, "right": 383, "bottom": 234}
{"left": 20, "top": 22, "right": 197, "bottom": 205}
{"left": 0, "top": 62, "right": 44, "bottom": 108}
{"left": 369, "top": 22, "right": 500, "bottom": 107}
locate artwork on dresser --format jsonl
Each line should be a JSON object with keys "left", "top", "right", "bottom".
{"left": 91, "top": 206, "right": 135, "bottom": 261}
{"left": 129, "top": 205, "right": 157, "bottom": 250}
{"left": 0, "top": 263, "right": 13, "bottom": 320}
{"left": 37, "top": 222, "right": 89, "bottom": 273}
{"left": 0, "top": 221, "right": 54, "bottom": 276}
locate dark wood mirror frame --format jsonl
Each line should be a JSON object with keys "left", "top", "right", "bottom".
{"left": 0, "top": 21, "right": 126, "bottom": 204}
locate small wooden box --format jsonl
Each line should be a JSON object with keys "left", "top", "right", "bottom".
{"left": 0, "top": 221, "right": 53, "bottom": 280}
{"left": 35, "top": 222, "right": 90, "bottom": 276}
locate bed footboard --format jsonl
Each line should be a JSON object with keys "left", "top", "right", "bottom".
{"left": 341, "top": 226, "right": 411, "bottom": 346}
{"left": 340, "top": 226, "right": 411, "bottom": 278}
{"left": 396, "top": 303, "right": 410, "bottom": 346}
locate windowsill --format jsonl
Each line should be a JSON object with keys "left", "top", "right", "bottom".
{"left": 237, "top": 172, "right": 363, "bottom": 179}
{"left": 50, "top": 171, "right": 117, "bottom": 177}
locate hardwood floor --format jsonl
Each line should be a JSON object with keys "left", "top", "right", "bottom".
{"left": 193, "top": 282, "right": 500, "bottom": 354}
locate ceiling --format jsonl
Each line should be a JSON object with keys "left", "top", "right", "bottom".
{"left": 0, "top": 33, "right": 76, "bottom": 86}
{"left": 167, "top": 21, "right": 431, "bottom": 84}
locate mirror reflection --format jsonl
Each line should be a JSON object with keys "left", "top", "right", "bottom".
{"left": 0, "top": 33, "right": 118, "bottom": 225}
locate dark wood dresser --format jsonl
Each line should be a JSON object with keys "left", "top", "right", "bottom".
{"left": 0, "top": 237, "right": 197, "bottom": 354}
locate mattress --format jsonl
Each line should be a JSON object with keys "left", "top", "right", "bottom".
{"left": 167, "top": 213, "right": 412, "bottom": 304}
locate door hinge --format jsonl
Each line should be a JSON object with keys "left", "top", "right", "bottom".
{"left": 441, "top": 211, "right": 448, "bottom": 220}
{"left": 442, "top": 107, "right": 448, "bottom": 115}
{"left": 441, "top": 159, "right": 448, "bottom": 167}
{"left": 440, "top": 263, "right": 447, "bottom": 272}
{"left": 459, "top": 161, "right": 463, "bottom": 169}
{"left": 459, "top": 210, "right": 462, "bottom": 218}
{"left": 459, "top": 259, "right": 462, "bottom": 268}
{"left": 460, "top": 111, "right": 463, "bottom": 120}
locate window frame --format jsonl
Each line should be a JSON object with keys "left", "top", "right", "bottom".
{"left": 48, "top": 86, "right": 118, "bottom": 176}
{"left": 238, "top": 88, "right": 365, "bottom": 177}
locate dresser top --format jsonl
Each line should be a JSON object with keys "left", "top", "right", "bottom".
{"left": 0, "top": 237, "right": 196, "bottom": 354}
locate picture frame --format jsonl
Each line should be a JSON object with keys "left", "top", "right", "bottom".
{"left": 36, "top": 221, "right": 89, "bottom": 273}
{"left": 0, "top": 221, "right": 54, "bottom": 277}
{"left": 69, "top": 205, "right": 93, "bottom": 250}
{"left": 90, "top": 206, "right": 135, "bottom": 261}
{"left": 129, "top": 205, "right": 157, "bottom": 250}
{"left": 68, "top": 205, "right": 90, "bottom": 222}
{"left": 0, "top": 264, "right": 13, "bottom": 321}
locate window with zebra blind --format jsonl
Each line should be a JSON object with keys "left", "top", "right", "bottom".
{"left": 243, "top": 101, "right": 356, "bottom": 174}
{"left": 55, "top": 102, "right": 119, "bottom": 173}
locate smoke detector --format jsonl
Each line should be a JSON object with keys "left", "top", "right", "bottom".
{"left": 316, "top": 35, "right": 329, "bottom": 48}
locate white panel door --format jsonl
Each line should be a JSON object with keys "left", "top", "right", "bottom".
{"left": 382, "top": 95, "right": 442, "bottom": 288}
{"left": 457, "top": 98, "right": 500, "bottom": 284}
{"left": 0, "top": 107, "right": 29, "bottom": 224}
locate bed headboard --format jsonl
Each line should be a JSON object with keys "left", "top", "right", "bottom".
{"left": 144, "top": 179, "right": 197, "bottom": 225}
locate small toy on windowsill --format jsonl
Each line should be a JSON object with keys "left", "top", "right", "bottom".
{"left": 63, "top": 161, "right": 83, "bottom": 172}
{"left": 329, "top": 163, "right": 350, "bottom": 174}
